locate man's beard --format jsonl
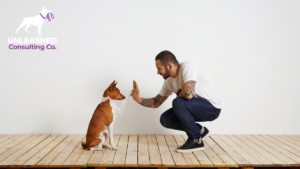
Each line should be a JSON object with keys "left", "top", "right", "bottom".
{"left": 161, "top": 66, "right": 170, "bottom": 80}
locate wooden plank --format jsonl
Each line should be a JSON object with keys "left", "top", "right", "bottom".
{"left": 255, "top": 135, "right": 300, "bottom": 164}
{"left": 138, "top": 135, "right": 150, "bottom": 167}
{"left": 173, "top": 135, "right": 200, "bottom": 167}
{"left": 227, "top": 135, "right": 273, "bottom": 166}
{"left": 49, "top": 135, "right": 85, "bottom": 168}
{"left": 146, "top": 135, "right": 162, "bottom": 166}
{"left": 74, "top": 139, "right": 94, "bottom": 168}
{"left": 61, "top": 136, "right": 87, "bottom": 168}
{"left": 235, "top": 134, "right": 286, "bottom": 167}
{"left": 262, "top": 135, "right": 300, "bottom": 157}
{"left": 9, "top": 135, "right": 54, "bottom": 168}
{"left": 270, "top": 135, "right": 300, "bottom": 152}
{"left": 99, "top": 135, "right": 120, "bottom": 166}
{"left": 125, "top": 135, "right": 137, "bottom": 167}
{"left": 0, "top": 135, "right": 22, "bottom": 149}
{"left": 164, "top": 135, "right": 188, "bottom": 167}
{"left": 210, "top": 135, "right": 246, "bottom": 167}
{"left": 1, "top": 134, "right": 298, "bottom": 168}
{"left": 213, "top": 135, "right": 258, "bottom": 167}
{"left": 23, "top": 135, "right": 67, "bottom": 168}
{"left": 95, "top": 167, "right": 106, "bottom": 169}
{"left": 202, "top": 139, "right": 227, "bottom": 167}
{"left": 279, "top": 135, "right": 300, "bottom": 148}
{"left": 87, "top": 135, "right": 110, "bottom": 167}
{"left": 248, "top": 135, "right": 299, "bottom": 167}
{"left": 182, "top": 135, "right": 213, "bottom": 167}
{"left": 36, "top": 135, "right": 77, "bottom": 168}
{"left": 287, "top": 135, "right": 300, "bottom": 142}
{"left": 0, "top": 135, "right": 42, "bottom": 167}
{"left": 205, "top": 135, "right": 239, "bottom": 168}
{"left": 155, "top": 135, "right": 175, "bottom": 167}
{"left": 0, "top": 135, "right": 10, "bottom": 144}
{"left": 0, "top": 135, "right": 31, "bottom": 155}
{"left": 109, "top": 135, "right": 127, "bottom": 167}
{"left": 0, "top": 135, "right": 6, "bottom": 138}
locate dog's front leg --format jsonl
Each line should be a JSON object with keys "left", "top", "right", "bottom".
{"left": 108, "top": 125, "right": 118, "bottom": 150}
{"left": 38, "top": 24, "right": 43, "bottom": 36}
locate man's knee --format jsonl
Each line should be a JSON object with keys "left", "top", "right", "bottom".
{"left": 160, "top": 113, "right": 171, "bottom": 128}
{"left": 172, "top": 97, "right": 186, "bottom": 109}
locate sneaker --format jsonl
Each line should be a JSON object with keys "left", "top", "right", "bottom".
{"left": 177, "top": 138, "right": 205, "bottom": 153}
{"left": 201, "top": 127, "right": 210, "bottom": 140}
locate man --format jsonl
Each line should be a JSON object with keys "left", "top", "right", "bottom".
{"left": 131, "top": 50, "right": 222, "bottom": 153}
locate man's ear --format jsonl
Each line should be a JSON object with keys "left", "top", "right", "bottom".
{"left": 168, "top": 63, "right": 172, "bottom": 70}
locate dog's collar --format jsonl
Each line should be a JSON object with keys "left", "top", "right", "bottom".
{"left": 101, "top": 92, "right": 131, "bottom": 115}
{"left": 102, "top": 96, "right": 111, "bottom": 102}
{"left": 40, "top": 12, "right": 54, "bottom": 22}
{"left": 40, "top": 13, "right": 45, "bottom": 19}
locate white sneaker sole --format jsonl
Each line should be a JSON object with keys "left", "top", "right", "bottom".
{"left": 177, "top": 146, "right": 205, "bottom": 153}
{"left": 202, "top": 131, "right": 210, "bottom": 141}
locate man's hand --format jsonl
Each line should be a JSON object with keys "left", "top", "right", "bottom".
{"left": 131, "top": 80, "right": 169, "bottom": 108}
{"left": 131, "top": 80, "right": 141, "bottom": 103}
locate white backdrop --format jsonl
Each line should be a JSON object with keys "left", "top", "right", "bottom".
{"left": 0, "top": 0, "right": 299, "bottom": 135}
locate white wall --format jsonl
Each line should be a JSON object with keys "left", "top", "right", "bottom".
{"left": 0, "top": 0, "right": 299, "bottom": 135}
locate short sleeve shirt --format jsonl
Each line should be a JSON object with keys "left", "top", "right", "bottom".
{"left": 159, "top": 61, "right": 222, "bottom": 109}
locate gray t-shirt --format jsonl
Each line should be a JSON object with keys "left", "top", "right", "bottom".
{"left": 159, "top": 61, "right": 222, "bottom": 109}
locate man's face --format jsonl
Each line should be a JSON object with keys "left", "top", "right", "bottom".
{"left": 155, "top": 60, "right": 170, "bottom": 80}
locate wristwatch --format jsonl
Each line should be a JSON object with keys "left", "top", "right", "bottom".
{"left": 176, "top": 89, "right": 182, "bottom": 96}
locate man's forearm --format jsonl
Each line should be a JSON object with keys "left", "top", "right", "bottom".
{"left": 135, "top": 95, "right": 162, "bottom": 108}
{"left": 177, "top": 81, "right": 196, "bottom": 99}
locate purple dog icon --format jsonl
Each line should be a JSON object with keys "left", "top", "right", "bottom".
{"left": 16, "top": 6, "right": 54, "bottom": 36}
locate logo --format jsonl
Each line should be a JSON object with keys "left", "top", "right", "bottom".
{"left": 8, "top": 6, "right": 57, "bottom": 51}
{"left": 16, "top": 6, "right": 54, "bottom": 36}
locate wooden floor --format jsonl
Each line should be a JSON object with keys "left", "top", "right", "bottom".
{"left": 0, "top": 134, "right": 300, "bottom": 169}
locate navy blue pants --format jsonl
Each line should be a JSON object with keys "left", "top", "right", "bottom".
{"left": 160, "top": 97, "right": 221, "bottom": 140}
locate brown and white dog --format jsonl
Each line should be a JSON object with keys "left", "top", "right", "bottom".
{"left": 81, "top": 80, "right": 126, "bottom": 151}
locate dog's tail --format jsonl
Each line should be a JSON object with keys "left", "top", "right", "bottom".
{"left": 81, "top": 141, "right": 87, "bottom": 149}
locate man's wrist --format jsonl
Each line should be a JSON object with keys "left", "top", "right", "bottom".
{"left": 135, "top": 97, "right": 142, "bottom": 103}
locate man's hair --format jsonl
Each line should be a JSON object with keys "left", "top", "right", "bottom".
{"left": 155, "top": 50, "right": 179, "bottom": 66}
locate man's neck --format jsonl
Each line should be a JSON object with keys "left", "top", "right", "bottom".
{"left": 172, "top": 65, "right": 180, "bottom": 78}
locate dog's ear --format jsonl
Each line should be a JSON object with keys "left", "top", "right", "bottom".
{"left": 108, "top": 80, "right": 115, "bottom": 91}
{"left": 109, "top": 80, "right": 116, "bottom": 88}
{"left": 111, "top": 81, "right": 118, "bottom": 90}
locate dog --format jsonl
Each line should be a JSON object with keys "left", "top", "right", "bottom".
{"left": 81, "top": 80, "right": 126, "bottom": 151}
{"left": 16, "top": 6, "right": 52, "bottom": 36}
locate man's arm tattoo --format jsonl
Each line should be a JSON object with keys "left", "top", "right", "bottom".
{"left": 139, "top": 95, "right": 168, "bottom": 108}
{"left": 140, "top": 95, "right": 161, "bottom": 108}
{"left": 184, "top": 81, "right": 196, "bottom": 99}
